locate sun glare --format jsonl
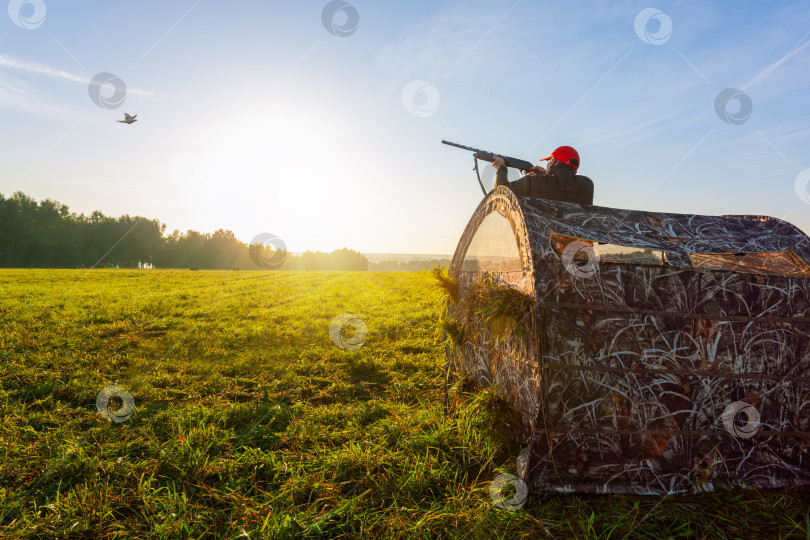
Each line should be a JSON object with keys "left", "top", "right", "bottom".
{"left": 170, "top": 109, "right": 364, "bottom": 251}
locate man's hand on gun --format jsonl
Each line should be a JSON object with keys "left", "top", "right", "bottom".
{"left": 492, "top": 155, "right": 545, "bottom": 176}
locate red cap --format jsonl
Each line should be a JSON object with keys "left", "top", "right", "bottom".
{"left": 541, "top": 146, "right": 580, "bottom": 171}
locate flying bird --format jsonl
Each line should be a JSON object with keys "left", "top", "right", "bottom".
{"left": 117, "top": 113, "right": 138, "bottom": 124}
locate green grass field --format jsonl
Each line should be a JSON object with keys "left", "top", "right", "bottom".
{"left": 1, "top": 269, "right": 808, "bottom": 539}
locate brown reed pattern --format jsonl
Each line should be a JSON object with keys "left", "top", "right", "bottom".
{"left": 447, "top": 186, "right": 810, "bottom": 494}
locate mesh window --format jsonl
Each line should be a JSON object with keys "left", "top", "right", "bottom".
{"left": 550, "top": 233, "right": 667, "bottom": 265}
{"left": 461, "top": 207, "right": 523, "bottom": 273}
{"left": 690, "top": 251, "right": 810, "bottom": 278}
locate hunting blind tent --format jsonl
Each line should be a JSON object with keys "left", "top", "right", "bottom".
{"left": 445, "top": 185, "right": 810, "bottom": 495}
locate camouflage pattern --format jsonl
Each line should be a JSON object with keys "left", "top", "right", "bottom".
{"left": 448, "top": 186, "right": 810, "bottom": 494}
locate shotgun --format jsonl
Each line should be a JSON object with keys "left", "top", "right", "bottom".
{"left": 441, "top": 140, "right": 535, "bottom": 172}
{"left": 442, "top": 140, "right": 537, "bottom": 196}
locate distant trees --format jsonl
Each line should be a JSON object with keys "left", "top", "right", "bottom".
{"left": 0, "top": 191, "right": 369, "bottom": 271}
{"left": 0, "top": 192, "right": 163, "bottom": 268}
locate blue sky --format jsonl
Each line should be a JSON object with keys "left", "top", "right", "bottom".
{"left": 1, "top": 0, "right": 809, "bottom": 254}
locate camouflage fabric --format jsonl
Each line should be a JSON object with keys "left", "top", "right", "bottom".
{"left": 447, "top": 186, "right": 810, "bottom": 494}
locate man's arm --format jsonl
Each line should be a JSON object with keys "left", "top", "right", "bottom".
{"left": 492, "top": 156, "right": 545, "bottom": 196}
{"left": 494, "top": 158, "right": 511, "bottom": 188}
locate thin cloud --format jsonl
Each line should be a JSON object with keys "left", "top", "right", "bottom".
{"left": 0, "top": 75, "right": 83, "bottom": 121}
{"left": 0, "top": 54, "right": 87, "bottom": 84}
{"left": 579, "top": 106, "right": 693, "bottom": 150}
{"left": 0, "top": 54, "right": 154, "bottom": 97}
{"left": 742, "top": 38, "right": 810, "bottom": 90}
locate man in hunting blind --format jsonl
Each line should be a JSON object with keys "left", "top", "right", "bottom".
{"left": 492, "top": 146, "right": 594, "bottom": 204}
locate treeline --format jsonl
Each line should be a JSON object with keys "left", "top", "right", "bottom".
{"left": 0, "top": 192, "right": 164, "bottom": 268}
{"left": 0, "top": 192, "right": 368, "bottom": 270}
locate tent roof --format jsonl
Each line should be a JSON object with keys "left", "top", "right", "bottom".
{"left": 514, "top": 191, "right": 810, "bottom": 270}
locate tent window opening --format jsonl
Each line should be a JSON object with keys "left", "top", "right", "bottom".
{"left": 550, "top": 233, "right": 667, "bottom": 266}
{"left": 689, "top": 250, "right": 810, "bottom": 278}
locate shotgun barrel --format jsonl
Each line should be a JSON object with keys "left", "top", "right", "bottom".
{"left": 441, "top": 140, "right": 535, "bottom": 171}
